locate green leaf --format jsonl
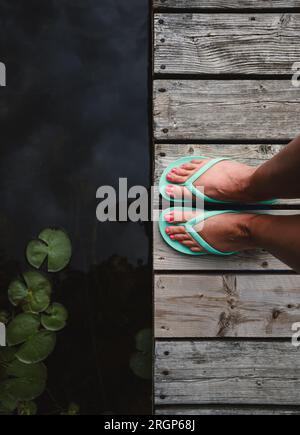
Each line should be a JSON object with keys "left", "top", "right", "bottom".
{"left": 41, "top": 303, "right": 68, "bottom": 332}
{"left": 26, "top": 228, "right": 72, "bottom": 273}
{"left": 6, "top": 313, "right": 40, "bottom": 346}
{"left": 0, "top": 391, "right": 18, "bottom": 414}
{"left": 7, "top": 271, "right": 52, "bottom": 313}
{"left": 8, "top": 279, "right": 28, "bottom": 307}
{"left": 129, "top": 352, "right": 152, "bottom": 380}
{"left": 17, "top": 401, "right": 37, "bottom": 416}
{"left": 1, "top": 378, "right": 45, "bottom": 402}
{"left": 26, "top": 240, "right": 48, "bottom": 269}
{"left": 135, "top": 329, "right": 152, "bottom": 353}
{"left": 6, "top": 359, "right": 47, "bottom": 381}
{"left": 0, "top": 347, "right": 16, "bottom": 365}
{"left": 62, "top": 402, "right": 80, "bottom": 415}
{"left": 0, "top": 404, "right": 14, "bottom": 415}
{"left": 0, "top": 311, "right": 10, "bottom": 325}
{"left": 130, "top": 329, "right": 152, "bottom": 381}
{"left": 16, "top": 331, "right": 56, "bottom": 364}
{"left": 0, "top": 359, "right": 47, "bottom": 402}
{"left": 23, "top": 271, "right": 52, "bottom": 313}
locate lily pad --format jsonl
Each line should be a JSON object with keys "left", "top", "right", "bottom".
{"left": 8, "top": 279, "right": 28, "bottom": 307}
{"left": 8, "top": 271, "right": 51, "bottom": 313}
{"left": 41, "top": 303, "right": 68, "bottom": 332}
{"left": 17, "top": 401, "right": 37, "bottom": 416}
{"left": 26, "top": 228, "right": 72, "bottom": 272}
{"left": 0, "top": 347, "right": 16, "bottom": 365}
{"left": 130, "top": 329, "right": 152, "bottom": 381}
{"left": 0, "top": 391, "right": 18, "bottom": 414}
{"left": 135, "top": 329, "right": 152, "bottom": 353}
{"left": 129, "top": 352, "right": 152, "bottom": 380}
{"left": 16, "top": 330, "right": 56, "bottom": 364}
{"left": 6, "top": 313, "right": 40, "bottom": 346}
{"left": 1, "top": 359, "right": 47, "bottom": 401}
{"left": 0, "top": 311, "right": 10, "bottom": 325}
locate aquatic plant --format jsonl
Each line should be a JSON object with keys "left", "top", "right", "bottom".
{"left": 0, "top": 229, "right": 72, "bottom": 415}
{"left": 130, "top": 328, "right": 152, "bottom": 380}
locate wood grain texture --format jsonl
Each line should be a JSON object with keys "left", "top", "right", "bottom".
{"left": 155, "top": 341, "right": 300, "bottom": 405}
{"left": 154, "top": 14, "right": 300, "bottom": 74}
{"left": 155, "top": 274, "right": 300, "bottom": 337}
{"left": 156, "top": 406, "right": 300, "bottom": 415}
{"left": 153, "top": 80, "right": 300, "bottom": 141}
{"left": 154, "top": 143, "right": 300, "bottom": 206}
{"left": 153, "top": 0, "right": 300, "bottom": 9}
{"left": 154, "top": 210, "right": 298, "bottom": 271}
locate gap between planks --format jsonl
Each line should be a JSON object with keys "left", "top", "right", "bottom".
{"left": 153, "top": 0, "right": 300, "bottom": 10}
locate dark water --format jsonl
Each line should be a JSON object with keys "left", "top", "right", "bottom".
{"left": 0, "top": 0, "right": 151, "bottom": 414}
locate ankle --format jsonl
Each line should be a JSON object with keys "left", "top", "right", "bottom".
{"left": 242, "top": 213, "right": 264, "bottom": 248}
{"left": 238, "top": 214, "right": 259, "bottom": 249}
{"left": 240, "top": 166, "right": 258, "bottom": 202}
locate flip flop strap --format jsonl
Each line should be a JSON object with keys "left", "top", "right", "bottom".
{"left": 186, "top": 157, "right": 230, "bottom": 201}
{"left": 185, "top": 211, "right": 238, "bottom": 256}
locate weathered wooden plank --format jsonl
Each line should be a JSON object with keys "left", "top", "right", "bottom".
{"left": 154, "top": 80, "right": 300, "bottom": 141}
{"left": 156, "top": 406, "right": 300, "bottom": 415}
{"left": 153, "top": 0, "right": 300, "bottom": 9}
{"left": 154, "top": 14, "right": 300, "bottom": 75}
{"left": 154, "top": 143, "right": 300, "bottom": 206}
{"left": 154, "top": 210, "right": 297, "bottom": 271}
{"left": 155, "top": 341, "right": 300, "bottom": 405}
{"left": 155, "top": 274, "right": 300, "bottom": 337}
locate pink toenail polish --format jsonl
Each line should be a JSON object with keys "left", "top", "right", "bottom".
{"left": 165, "top": 214, "right": 174, "bottom": 223}
{"left": 170, "top": 235, "right": 175, "bottom": 240}
{"left": 167, "top": 185, "right": 173, "bottom": 190}
{"left": 167, "top": 175, "right": 172, "bottom": 180}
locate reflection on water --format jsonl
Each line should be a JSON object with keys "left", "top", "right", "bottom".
{"left": 0, "top": 0, "right": 151, "bottom": 414}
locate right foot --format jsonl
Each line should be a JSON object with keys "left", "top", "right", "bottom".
{"left": 165, "top": 158, "right": 257, "bottom": 203}
{"left": 165, "top": 210, "right": 256, "bottom": 253}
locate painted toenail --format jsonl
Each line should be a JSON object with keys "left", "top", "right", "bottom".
{"left": 167, "top": 185, "right": 173, "bottom": 190}
{"left": 165, "top": 214, "right": 174, "bottom": 223}
{"left": 170, "top": 235, "right": 175, "bottom": 240}
{"left": 165, "top": 228, "right": 170, "bottom": 234}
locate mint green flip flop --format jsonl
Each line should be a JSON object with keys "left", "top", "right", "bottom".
{"left": 159, "top": 156, "right": 275, "bottom": 205}
{"left": 159, "top": 207, "right": 241, "bottom": 256}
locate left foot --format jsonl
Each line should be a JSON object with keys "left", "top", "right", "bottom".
{"left": 165, "top": 158, "right": 256, "bottom": 202}
{"left": 165, "top": 210, "right": 256, "bottom": 253}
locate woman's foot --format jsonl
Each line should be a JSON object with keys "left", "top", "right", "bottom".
{"left": 165, "top": 159, "right": 257, "bottom": 203}
{"left": 165, "top": 210, "right": 256, "bottom": 253}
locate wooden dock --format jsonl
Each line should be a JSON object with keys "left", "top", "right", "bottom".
{"left": 152, "top": 0, "right": 300, "bottom": 415}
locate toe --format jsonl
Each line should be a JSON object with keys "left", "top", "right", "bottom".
{"left": 172, "top": 210, "right": 201, "bottom": 224}
{"left": 165, "top": 225, "right": 186, "bottom": 236}
{"left": 190, "top": 247, "right": 202, "bottom": 252}
{"left": 172, "top": 233, "right": 191, "bottom": 241}
{"left": 181, "top": 240, "right": 198, "bottom": 247}
{"left": 191, "top": 159, "right": 208, "bottom": 166}
{"left": 171, "top": 168, "right": 190, "bottom": 177}
{"left": 165, "top": 185, "right": 193, "bottom": 201}
{"left": 180, "top": 163, "right": 198, "bottom": 170}
{"left": 166, "top": 173, "right": 187, "bottom": 184}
